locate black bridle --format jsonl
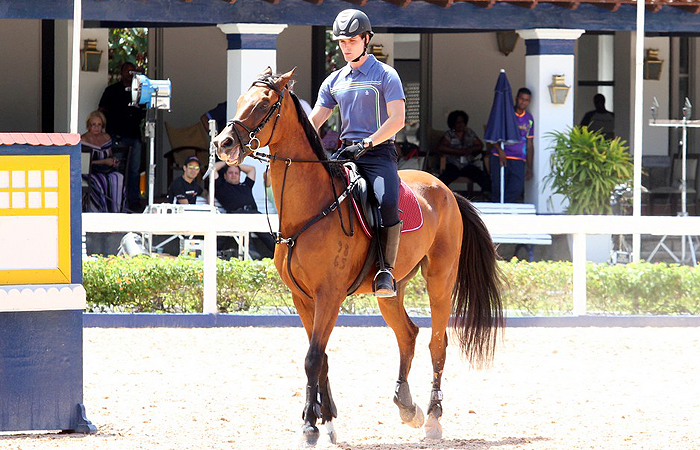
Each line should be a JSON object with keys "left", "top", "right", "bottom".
{"left": 222, "top": 74, "right": 357, "bottom": 298}
{"left": 225, "top": 75, "right": 286, "bottom": 153}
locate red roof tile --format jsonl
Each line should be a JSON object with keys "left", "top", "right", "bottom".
{"left": 0, "top": 133, "right": 81, "bottom": 147}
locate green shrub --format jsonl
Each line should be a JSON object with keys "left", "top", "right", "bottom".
{"left": 83, "top": 256, "right": 700, "bottom": 315}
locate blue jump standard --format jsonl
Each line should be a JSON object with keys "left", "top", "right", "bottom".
{"left": 82, "top": 313, "right": 700, "bottom": 328}
{"left": 0, "top": 310, "right": 96, "bottom": 433}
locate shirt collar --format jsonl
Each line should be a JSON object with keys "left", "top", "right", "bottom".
{"left": 342, "top": 54, "right": 378, "bottom": 78}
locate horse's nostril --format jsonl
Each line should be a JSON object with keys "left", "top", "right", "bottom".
{"left": 220, "top": 137, "right": 234, "bottom": 149}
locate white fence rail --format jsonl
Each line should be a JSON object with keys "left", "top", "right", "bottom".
{"left": 82, "top": 213, "right": 700, "bottom": 315}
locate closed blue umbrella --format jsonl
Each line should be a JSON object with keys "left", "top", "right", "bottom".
{"left": 484, "top": 69, "right": 521, "bottom": 203}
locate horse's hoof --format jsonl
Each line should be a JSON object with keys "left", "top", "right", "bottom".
{"left": 300, "top": 424, "right": 320, "bottom": 447}
{"left": 424, "top": 414, "right": 443, "bottom": 440}
{"left": 317, "top": 422, "right": 337, "bottom": 446}
{"left": 405, "top": 404, "right": 424, "bottom": 428}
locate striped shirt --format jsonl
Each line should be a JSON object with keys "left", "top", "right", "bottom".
{"left": 316, "top": 54, "right": 405, "bottom": 141}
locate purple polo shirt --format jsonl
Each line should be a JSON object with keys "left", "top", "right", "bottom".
{"left": 496, "top": 110, "right": 534, "bottom": 161}
{"left": 316, "top": 54, "right": 405, "bottom": 141}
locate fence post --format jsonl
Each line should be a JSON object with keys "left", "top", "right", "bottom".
{"left": 203, "top": 230, "right": 217, "bottom": 314}
{"left": 572, "top": 233, "right": 587, "bottom": 315}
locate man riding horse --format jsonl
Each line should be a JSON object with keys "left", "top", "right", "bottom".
{"left": 309, "top": 9, "right": 406, "bottom": 297}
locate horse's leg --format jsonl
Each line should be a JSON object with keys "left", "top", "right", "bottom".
{"left": 377, "top": 275, "right": 424, "bottom": 429}
{"left": 293, "top": 292, "right": 342, "bottom": 447}
{"left": 420, "top": 255, "right": 457, "bottom": 441}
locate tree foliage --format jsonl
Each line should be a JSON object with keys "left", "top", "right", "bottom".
{"left": 108, "top": 28, "right": 148, "bottom": 84}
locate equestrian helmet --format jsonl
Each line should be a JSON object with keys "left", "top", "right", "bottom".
{"left": 332, "top": 9, "right": 374, "bottom": 40}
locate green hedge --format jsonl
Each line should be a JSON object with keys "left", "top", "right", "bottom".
{"left": 83, "top": 256, "right": 700, "bottom": 315}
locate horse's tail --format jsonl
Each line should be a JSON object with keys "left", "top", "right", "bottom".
{"left": 451, "top": 193, "right": 503, "bottom": 368}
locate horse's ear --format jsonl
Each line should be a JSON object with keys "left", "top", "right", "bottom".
{"left": 262, "top": 67, "right": 273, "bottom": 77}
{"left": 274, "top": 67, "right": 296, "bottom": 91}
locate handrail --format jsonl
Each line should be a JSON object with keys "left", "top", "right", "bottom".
{"left": 82, "top": 213, "right": 700, "bottom": 316}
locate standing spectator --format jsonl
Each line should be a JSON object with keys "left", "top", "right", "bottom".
{"left": 580, "top": 93, "right": 615, "bottom": 140}
{"left": 490, "top": 87, "right": 534, "bottom": 203}
{"left": 166, "top": 156, "right": 206, "bottom": 205}
{"left": 99, "top": 62, "right": 145, "bottom": 212}
{"left": 437, "top": 110, "right": 491, "bottom": 197}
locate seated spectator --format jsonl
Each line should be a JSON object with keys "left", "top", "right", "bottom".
{"left": 166, "top": 155, "right": 207, "bottom": 205}
{"left": 214, "top": 162, "right": 275, "bottom": 258}
{"left": 437, "top": 110, "right": 491, "bottom": 197}
{"left": 81, "top": 110, "right": 124, "bottom": 212}
{"left": 214, "top": 162, "right": 259, "bottom": 213}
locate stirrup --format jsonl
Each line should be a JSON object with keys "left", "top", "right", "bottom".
{"left": 373, "top": 269, "right": 396, "bottom": 297}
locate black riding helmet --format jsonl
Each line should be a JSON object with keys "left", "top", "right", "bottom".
{"left": 332, "top": 9, "right": 374, "bottom": 63}
{"left": 332, "top": 9, "right": 374, "bottom": 40}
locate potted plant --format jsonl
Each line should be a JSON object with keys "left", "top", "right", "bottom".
{"left": 544, "top": 126, "right": 634, "bottom": 261}
{"left": 545, "top": 126, "right": 633, "bottom": 214}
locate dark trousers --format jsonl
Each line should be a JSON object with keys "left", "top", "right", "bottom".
{"left": 438, "top": 163, "right": 491, "bottom": 193}
{"left": 114, "top": 136, "right": 142, "bottom": 207}
{"left": 353, "top": 143, "right": 401, "bottom": 227}
{"left": 490, "top": 156, "right": 525, "bottom": 203}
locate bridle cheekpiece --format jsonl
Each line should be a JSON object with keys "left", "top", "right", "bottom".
{"left": 225, "top": 75, "right": 286, "bottom": 154}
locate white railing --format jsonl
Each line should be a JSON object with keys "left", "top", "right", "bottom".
{"left": 82, "top": 212, "right": 700, "bottom": 316}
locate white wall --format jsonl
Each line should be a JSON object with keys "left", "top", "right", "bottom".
{"left": 642, "top": 36, "right": 670, "bottom": 156}
{"left": 431, "top": 32, "right": 526, "bottom": 135}
{"left": 614, "top": 32, "right": 670, "bottom": 156}
{"left": 277, "top": 25, "right": 312, "bottom": 104}
{"left": 78, "top": 28, "right": 110, "bottom": 134}
{"left": 0, "top": 19, "right": 41, "bottom": 132}
{"left": 161, "top": 26, "right": 227, "bottom": 128}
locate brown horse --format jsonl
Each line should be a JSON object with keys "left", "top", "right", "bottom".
{"left": 214, "top": 68, "right": 503, "bottom": 445}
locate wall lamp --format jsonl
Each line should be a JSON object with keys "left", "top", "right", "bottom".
{"left": 496, "top": 31, "right": 519, "bottom": 56}
{"left": 548, "top": 74, "right": 571, "bottom": 105}
{"left": 81, "top": 39, "right": 103, "bottom": 72}
{"left": 644, "top": 49, "right": 664, "bottom": 80}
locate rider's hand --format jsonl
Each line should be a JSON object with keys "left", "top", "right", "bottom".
{"left": 331, "top": 144, "right": 362, "bottom": 160}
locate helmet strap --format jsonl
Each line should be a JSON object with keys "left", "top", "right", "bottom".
{"left": 351, "top": 34, "right": 370, "bottom": 63}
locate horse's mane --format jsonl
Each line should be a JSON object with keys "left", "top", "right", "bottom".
{"left": 288, "top": 90, "right": 343, "bottom": 178}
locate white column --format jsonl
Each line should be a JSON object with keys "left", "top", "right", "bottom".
{"left": 217, "top": 23, "right": 288, "bottom": 212}
{"left": 516, "top": 29, "right": 585, "bottom": 214}
{"left": 217, "top": 24, "right": 288, "bottom": 120}
{"left": 598, "top": 35, "right": 614, "bottom": 107}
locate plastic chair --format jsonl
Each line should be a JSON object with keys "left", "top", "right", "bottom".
{"left": 164, "top": 121, "right": 210, "bottom": 187}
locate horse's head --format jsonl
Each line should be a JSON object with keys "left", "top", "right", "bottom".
{"left": 213, "top": 67, "right": 296, "bottom": 165}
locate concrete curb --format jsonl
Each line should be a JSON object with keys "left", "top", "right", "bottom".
{"left": 82, "top": 313, "right": 700, "bottom": 328}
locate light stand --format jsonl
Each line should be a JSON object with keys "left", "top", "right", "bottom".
{"left": 647, "top": 97, "right": 700, "bottom": 265}
{"left": 130, "top": 73, "right": 172, "bottom": 208}
{"left": 130, "top": 74, "right": 172, "bottom": 254}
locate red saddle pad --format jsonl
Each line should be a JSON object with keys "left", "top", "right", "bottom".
{"left": 349, "top": 179, "right": 424, "bottom": 238}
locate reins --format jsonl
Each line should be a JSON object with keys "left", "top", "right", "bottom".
{"left": 231, "top": 76, "right": 357, "bottom": 298}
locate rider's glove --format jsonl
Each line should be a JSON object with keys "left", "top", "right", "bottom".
{"left": 330, "top": 138, "right": 373, "bottom": 161}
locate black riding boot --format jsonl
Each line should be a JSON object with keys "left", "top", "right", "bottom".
{"left": 374, "top": 221, "right": 402, "bottom": 297}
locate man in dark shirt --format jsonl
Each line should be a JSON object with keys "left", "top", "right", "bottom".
{"left": 166, "top": 155, "right": 205, "bottom": 204}
{"left": 214, "top": 162, "right": 258, "bottom": 213}
{"left": 214, "top": 162, "right": 275, "bottom": 258}
{"left": 99, "top": 62, "right": 145, "bottom": 212}
{"left": 580, "top": 93, "right": 615, "bottom": 140}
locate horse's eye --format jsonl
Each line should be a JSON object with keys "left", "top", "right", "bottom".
{"left": 260, "top": 101, "right": 270, "bottom": 111}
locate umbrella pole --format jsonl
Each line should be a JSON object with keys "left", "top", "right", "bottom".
{"left": 500, "top": 165, "right": 505, "bottom": 204}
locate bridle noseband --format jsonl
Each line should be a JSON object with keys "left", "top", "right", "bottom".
{"left": 225, "top": 75, "right": 286, "bottom": 153}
